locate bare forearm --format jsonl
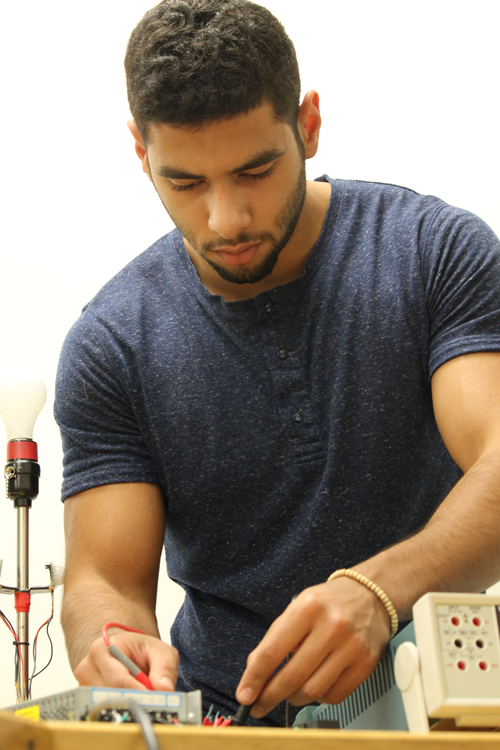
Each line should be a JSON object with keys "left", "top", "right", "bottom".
{"left": 358, "top": 446, "right": 500, "bottom": 620}
{"left": 62, "top": 582, "right": 161, "bottom": 671}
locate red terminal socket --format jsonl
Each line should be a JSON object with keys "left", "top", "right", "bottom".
{"left": 451, "top": 616, "right": 460, "bottom": 627}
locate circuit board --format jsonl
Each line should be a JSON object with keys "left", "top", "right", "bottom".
{"left": 6, "top": 686, "right": 202, "bottom": 724}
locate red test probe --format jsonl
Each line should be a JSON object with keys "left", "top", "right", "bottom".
{"left": 102, "top": 622, "right": 154, "bottom": 690}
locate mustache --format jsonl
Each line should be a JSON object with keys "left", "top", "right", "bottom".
{"left": 201, "top": 231, "right": 276, "bottom": 254}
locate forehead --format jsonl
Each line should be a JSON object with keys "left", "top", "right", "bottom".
{"left": 146, "top": 103, "right": 294, "bottom": 176}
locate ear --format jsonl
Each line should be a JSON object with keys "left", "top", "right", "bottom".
{"left": 127, "top": 119, "right": 152, "bottom": 180}
{"left": 297, "top": 90, "right": 321, "bottom": 159}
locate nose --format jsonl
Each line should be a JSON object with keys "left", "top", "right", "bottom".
{"left": 207, "top": 184, "right": 252, "bottom": 239}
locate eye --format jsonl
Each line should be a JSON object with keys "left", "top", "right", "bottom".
{"left": 169, "top": 181, "right": 201, "bottom": 193}
{"left": 240, "top": 163, "right": 276, "bottom": 181}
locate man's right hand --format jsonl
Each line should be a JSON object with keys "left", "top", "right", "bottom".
{"left": 75, "top": 630, "right": 179, "bottom": 691}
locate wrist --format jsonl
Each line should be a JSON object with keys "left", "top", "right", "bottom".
{"left": 327, "top": 568, "right": 399, "bottom": 638}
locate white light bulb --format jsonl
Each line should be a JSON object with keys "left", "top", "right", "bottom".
{"left": 0, "top": 367, "right": 47, "bottom": 441}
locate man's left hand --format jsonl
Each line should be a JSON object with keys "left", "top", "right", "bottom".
{"left": 235, "top": 575, "right": 391, "bottom": 718}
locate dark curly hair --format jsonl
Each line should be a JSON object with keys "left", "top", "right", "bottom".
{"left": 124, "top": 0, "right": 301, "bottom": 142}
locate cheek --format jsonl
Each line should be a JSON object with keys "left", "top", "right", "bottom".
{"left": 166, "top": 195, "right": 209, "bottom": 238}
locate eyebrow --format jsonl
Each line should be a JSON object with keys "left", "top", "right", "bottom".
{"left": 155, "top": 147, "right": 285, "bottom": 180}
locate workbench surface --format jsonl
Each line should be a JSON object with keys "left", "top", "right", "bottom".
{"left": 2, "top": 711, "right": 500, "bottom": 750}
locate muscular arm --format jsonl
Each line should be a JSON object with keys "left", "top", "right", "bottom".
{"left": 237, "top": 352, "right": 500, "bottom": 717}
{"left": 62, "top": 482, "right": 178, "bottom": 689}
{"left": 357, "top": 352, "right": 500, "bottom": 617}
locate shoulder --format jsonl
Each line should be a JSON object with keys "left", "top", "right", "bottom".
{"left": 67, "top": 228, "right": 190, "bottom": 343}
{"left": 57, "top": 228, "right": 189, "bottom": 375}
{"left": 329, "top": 177, "right": 442, "bottom": 222}
{"left": 86, "top": 228, "right": 185, "bottom": 317}
{"left": 324, "top": 176, "right": 498, "bottom": 257}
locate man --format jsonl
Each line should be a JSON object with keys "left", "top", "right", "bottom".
{"left": 56, "top": 0, "right": 500, "bottom": 727}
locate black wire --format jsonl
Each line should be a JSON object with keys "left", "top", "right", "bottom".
{"left": 1, "top": 609, "right": 21, "bottom": 687}
{"left": 285, "top": 650, "right": 292, "bottom": 727}
{"left": 30, "top": 616, "right": 54, "bottom": 680}
{"left": 0, "top": 609, "right": 16, "bottom": 633}
{"left": 14, "top": 643, "right": 19, "bottom": 685}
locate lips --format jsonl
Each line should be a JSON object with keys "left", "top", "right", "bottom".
{"left": 212, "top": 243, "right": 260, "bottom": 266}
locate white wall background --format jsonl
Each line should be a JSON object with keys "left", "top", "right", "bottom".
{"left": 0, "top": 0, "right": 499, "bottom": 708}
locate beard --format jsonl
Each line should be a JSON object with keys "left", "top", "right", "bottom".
{"left": 161, "top": 160, "right": 307, "bottom": 286}
{"left": 200, "top": 161, "right": 307, "bottom": 285}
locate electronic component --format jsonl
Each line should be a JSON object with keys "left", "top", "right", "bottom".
{"left": 396, "top": 592, "right": 500, "bottom": 732}
{"left": 6, "top": 686, "right": 202, "bottom": 724}
{"left": 88, "top": 698, "right": 161, "bottom": 750}
{"left": 294, "top": 592, "right": 500, "bottom": 733}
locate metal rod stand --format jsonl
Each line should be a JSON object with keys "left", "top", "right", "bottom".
{"left": 17, "top": 506, "right": 30, "bottom": 700}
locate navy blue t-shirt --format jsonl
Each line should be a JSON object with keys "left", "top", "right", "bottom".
{"left": 55, "top": 177, "right": 500, "bottom": 725}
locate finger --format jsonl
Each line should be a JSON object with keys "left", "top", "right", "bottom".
{"left": 87, "top": 638, "right": 153, "bottom": 690}
{"left": 236, "top": 605, "right": 311, "bottom": 705}
{"left": 320, "top": 656, "right": 380, "bottom": 706}
{"left": 75, "top": 650, "right": 148, "bottom": 690}
{"left": 147, "top": 644, "right": 180, "bottom": 692}
{"left": 250, "top": 622, "right": 344, "bottom": 717}
{"left": 75, "top": 656, "right": 107, "bottom": 686}
{"left": 111, "top": 635, "right": 179, "bottom": 691}
{"left": 110, "top": 635, "right": 179, "bottom": 692}
{"left": 96, "top": 650, "right": 150, "bottom": 690}
{"left": 288, "top": 640, "right": 379, "bottom": 706}
{"left": 101, "top": 633, "right": 176, "bottom": 690}
{"left": 249, "top": 589, "right": 385, "bottom": 716}
{"left": 247, "top": 589, "right": 366, "bottom": 717}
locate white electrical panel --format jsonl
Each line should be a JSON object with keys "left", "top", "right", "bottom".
{"left": 396, "top": 592, "right": 500, "bottom": 731}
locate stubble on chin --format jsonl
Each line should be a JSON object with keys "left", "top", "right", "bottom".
{"left": 158, "top": 161, "right": 308, "bottom": 286}
{"left": 202, "top": 165, "right": 307, "bottom": 286}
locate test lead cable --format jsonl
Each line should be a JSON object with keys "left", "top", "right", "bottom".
{"left": 88, "top": 698, "right": 159, "bottom": 750}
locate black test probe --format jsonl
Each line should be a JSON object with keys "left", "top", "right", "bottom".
{"left": 231, "top": 702, "right": 254, "bottom": 726}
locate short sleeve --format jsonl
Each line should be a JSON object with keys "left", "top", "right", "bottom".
{"left": 421, "top": 205, "right": 500, "bottom": 377}
{"left": 54, "top": 311, "right": 161, "bottom": 500}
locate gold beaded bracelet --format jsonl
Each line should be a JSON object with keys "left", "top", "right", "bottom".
{"left": 327, "top": 568, "right": 399, "bottom": 638}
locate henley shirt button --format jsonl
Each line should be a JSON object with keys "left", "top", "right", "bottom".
{"left": 292, "top": 411, "right": 303, "bottom": 423}
{"left": 277, "top": 348, "right": 288, "bottom": 360}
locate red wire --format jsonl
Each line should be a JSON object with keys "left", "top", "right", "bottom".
{"left": 101, "top": 622, "right": 147, "bottom": 647}
{"left": 32, "top": 615, "right": 52, "bottom": 664}
{"left": 202, "top": 714, "right": 233, "bottom": 727}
